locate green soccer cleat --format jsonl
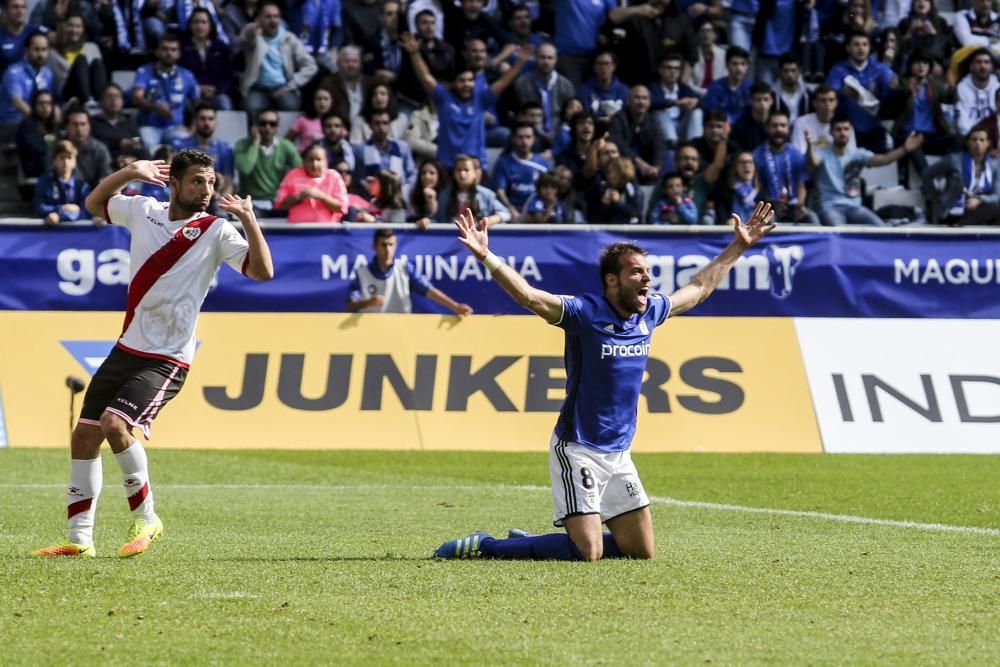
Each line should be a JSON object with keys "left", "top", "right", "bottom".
{"left": 433, "top": 531, "right": 493, "bottom": 559}
{"left": 117, "top": 516, "right": 163, "bottom": 558}
{"left": 32, "top": 541, "right": 96, "bottom": 557}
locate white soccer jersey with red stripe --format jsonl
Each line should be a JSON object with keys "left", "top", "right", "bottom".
{"left": 105, "top": 194, "right": 250, "bottom": 367}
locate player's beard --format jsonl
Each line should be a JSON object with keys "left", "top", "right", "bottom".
{"left": 616, "top": 287, "right": 647, "bottom": 315}
{"left": 175, "top": 192, "right": 210, "bottom": 215}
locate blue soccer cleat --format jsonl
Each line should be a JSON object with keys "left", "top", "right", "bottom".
{"left": 433, "top": 531, "right": 493, "bottom": 559}
{"left": 507, "top": 528, "right": 534, "bottom": 539}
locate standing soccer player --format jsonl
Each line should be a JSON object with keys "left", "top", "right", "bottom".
{"left": 33, "top": 150, "right": 274, "bottom": 558}
{"left": 434, "top": 205, "right": 775, "bottom": 561}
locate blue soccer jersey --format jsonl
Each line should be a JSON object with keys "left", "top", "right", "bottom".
{"left": 553, "top": 292, "right": 671, "bottom": 452}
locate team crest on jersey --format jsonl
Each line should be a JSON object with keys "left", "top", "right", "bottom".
{"left": 638, "top": 320, "right": 649, "bottom": 335}
{"left": 182, "top": 227, "right": 202, "bottom": 240}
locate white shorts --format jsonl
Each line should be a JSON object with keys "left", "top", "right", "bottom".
{"left": 548, "top": 433, "right": 650, "bottom": 527}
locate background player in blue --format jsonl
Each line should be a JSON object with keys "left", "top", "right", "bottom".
{"left": 435, "top": 204, "right": 776, "bottom": 561}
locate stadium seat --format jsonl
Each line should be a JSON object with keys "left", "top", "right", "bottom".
{"left": 486, "top": 147, "right": 502, "bottom": 173}
{"left": 939, "top": 10, "right": 956, "bottom": 26}
{"left": 111, "top": 70, "right": 136, "bottom": 94}
{"left": 872, "top": 186, "right": 923, "bottom": 211}
{"left": 861, "top": 163, "right": 899, "bottom": 190}
{"left": 277, "top": 111, "right": 299, "bottom": 140}
{"left": 216, "top": 110, "right": 249, "bottom": 148}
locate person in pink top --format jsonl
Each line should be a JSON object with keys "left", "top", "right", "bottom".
{"left": 276, "top": 143, "right": 350, "bottom": 222}
{"left": 286, "top": 88, "right": 334, "bottom": 152}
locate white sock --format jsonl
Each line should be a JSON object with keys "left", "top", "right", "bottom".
{"left": 115, "top": 441, "right": 156, "bottom": 522}
{"left": 67, "top": 458, "right": 102, "bottom": 546}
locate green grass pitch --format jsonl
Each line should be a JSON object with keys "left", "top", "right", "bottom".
{"left": 1, "top": 449, "right": 998, "bottom": 665}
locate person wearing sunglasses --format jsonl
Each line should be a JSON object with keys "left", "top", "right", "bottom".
{"left": 234, "top": 108, "right": 302, "bottom": 215}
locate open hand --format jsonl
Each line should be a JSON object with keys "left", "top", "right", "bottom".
{"left": 217, "top": 193, "right": 254, "bottom": 218}
{"left": 454, "top": 209, "right": 489, "bottom": 260}
{"left": 130, "top": 159, "right": 171, "bottom": 187}
{"left": 731, "top": 201, "right": 777, "bottom": 249}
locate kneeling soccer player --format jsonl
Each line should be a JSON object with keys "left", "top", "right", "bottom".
{"left": 34, "top": 150, "right": 274, "bottom": 558}
{"left": 434, "top": 205, "right": 776, "bottom": 561}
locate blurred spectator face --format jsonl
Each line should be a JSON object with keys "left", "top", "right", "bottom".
{"left": 510, "top": 7, "right": 532, "bottom": 37}
{"left": 257, "top": 112, "right": 279, "bottom": 142}
{"left": 573, "top": 114, "right": 594, "bottom": 141}
{"left": 779, "top": 61, "right": 800, "bottom": 88}
{"left": 416, "top": 12, "right": 437, "bottom": 39}
{"left": 627, "top": 86, "right": 651, "bottom": 115}
{"left": 750, "top": 91, "right": 773, "bottom": 118}
{"left": 259, "top": 4, "right": 282, "bottom": 37}
{"left": 194, "top": 108, "right": 216, "bottom": 138}
{"left": 698, "top": 22, "right": 716, "bottom": 47}
{"left": 26, "top": 33, "right": 48, "bottom": 66}
{"left": 419, "top": 162, "right": 441, "bottom": 188}
{"left": 66, "top": 112, "right": 91, "bottom": 143}
{"left": 374, "top": 233, "right": 398, "bottom": 266}
{"left": 4, "top": 0, "right": 27, "bottom": 26}
{"left": 380, "top": 1, "right": 400, "bottom": 34}
{"left": 519, "top": 105, "right": 544, "bottom": 129}
{"left": 370, "top": 84, "right": 391, "bottom": 110}
{"left": 766, "top": 113, "right": 789, "bottom": 146}
{"left": 734, "top": 152, "right": 755, "bottom": 182}
{"left": 370, "top": 112, "right": 391, "bottom": 143}
{"left": 535, "top": 43, "right": 557, "bottom": 75}
{"left": 909, "top": 58, "right": 930, "bottom": 79}
{"left": 846, "top": 35, "right": 869, "bottom": 64}
{"left": 512, "top": 125, "right": 534, "bottom": 155}
{"left": 813, "top": 90, "right": 837, "bottom": 121}
{"left": 314, "top": 88, "right": 333, "bottom": 114}
{"left": 100, "top": 86, "right": 123, "bottom": 115}
{"left": 974, "top": 0, "right": 992, "bottom": 15}
{"left": 727, "top": 55, "right": 748, "bottom": 81}
{"left": 303, "top": 145, "right": 328, "bottom": 177}
{"left": 554, "top": 164, "right": 573, "bottom": 195}
{"left": 597, "top": 141, "right": 620, "bottom": 169}
{"left": 539, "top": 181, "right": 558, "bottom": 202}
{"left": 461, "top": 0, "right": 484, "bottom": 19}
{"left": 323, "top": 114, "right": 346, "bottom": 141}
{"left": 334, "top": 160, "right": 353, "bottom": 186}
{"left": 53, "top": 150, "right": 77, "bottom": 177}
{"left": 664, "top": 176, "right": 684, "bottom": 199}
{"left": 338, "top": 47, "right": 362, "bottom": 79}
{"left": 831, "top": 120, "right": 852, "bottom": 147}
{"left": 593, "top": 53, "right": 616, "bottom": 83}
{"left": 704, "top": 118, "right": 728, "bottom": 143}
{"left": 658, "top": 58, "right": 682, "bottom": 85}
{"left": 156, "top": 38, "right": 181, "bottom": 68}
{"left": 848, "top": 0, "right": 867, "bottom": 21}
{"left": 58, "top": 15, "right": 85, "bottom": 46}
{"left": 912, "top": 0, "right": 931, "bottom": 15}
{"left": 453, "top": 158, "right": 477, "bottom": 188}
{"left": 675, "top": 146, "right": 699, "bottom": 179}
{"left": 561, "top": 97, "right": 583, "bottom": 122}
{"left": 33, "top": 91, "right": 54, "bottom": 118}
{"left": 605, "top": 157, "right": 634, "bottom": 189}
{"left": 970, "top": 53, "right": 993, "bottom": 81}
{"left": 464, "top": 39, "right": 487, "bottom": 72}
{"left": 190, "top": 11, "right": 212, "bottom": 40}
{"left": 452, "top": 70, "right": 476, "bottom": 100}
{"left": 967, "top": 129, "right": 989, "bottom": 158}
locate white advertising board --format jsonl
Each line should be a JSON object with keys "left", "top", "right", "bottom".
{"left": 795, "top": 319, "right": 1000, "bottom": 453}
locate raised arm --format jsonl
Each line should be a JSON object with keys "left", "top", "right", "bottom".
{"left": 454, "top": 210, "right": 562, "bottom": 323}
{"left": 84, "top": 160, "right": 171, "bottom": 218}
{"left": 490, "top": 42, "right": 533, "bottom": 97}
{"left": 803, "top": 130, "right": 822, "bottom": 170}
{"left": 401, "top": 32, "right": 437, "bottom": 94}
{"left": 217, "top": 194, "right": 275, "bottom": 281}
{"left": 668, "top": 202, "right": 776, "bottom": 316}
{"left": 867, "top": 131, "right": 922, "bottom": 167}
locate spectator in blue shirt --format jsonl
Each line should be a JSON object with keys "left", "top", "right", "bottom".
{"left": 578, "top": 50, "right": 630, "bottom": 123}
{"left": 521, "top": 171, "right": 569, "bottom": 223}
{"left": 0, "top": 0, "right": 43, "bottom": 71}
{"left": 492, "top": 122, "right": 552, "bottom": 219}
{"left": 701, "top": 46, "right": 751, "bottom": 124}
{"left": 402, "top": 31, "right": 531, "bottom": 169}
{"left": 752, "top": 110, "right": 819, "bottom": 224}
{"left": 291, "top": 0, "right": 342, "bottom": 58}
{"left": 0, "top": 32, "right": 54, "bottom": 141}
{"left": 439, "top": 153, "right": 513, "bottom": 225}
{"left": 132, "top": 32, "right": 200, "bottom": 148}
{"left": 171, "top": 102, "right": 235, "bottom": 196}
{"left": 35, "top": 139, "right": 91, "bottom": 225}
{"left": 826, "top": 30, "right": 898, "bottom": 152}
{"left": 359, "top": 109, "right": 418, "bottom": 195}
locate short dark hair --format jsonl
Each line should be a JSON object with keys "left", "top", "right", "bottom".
{"left": 373, "top": 228, "right": 396, "bottom": 243}
{"left": 157, "top": 31, "right": 182, "bottom": 47}
{"left": 414, "top": 8, "right": 435, "bottom": 21}
{"left": 813, "top": 84, "right": 836, "bottom": 98}
{"left": 725, "top": 46, "right": 750, "bottom": 63}
{"left": 599, "top": 242, "right": 647, "bottom": 291}
{"left": 256, "top": 108, "right": 279, "bottom": 122}
{"left": 512, "top": 121, "right": 535, "bottom": 134}
{"left": 831, "top": 117, "right": 852, "bottom": 129}
{"left": 26, "top": 32, "right": 48, "bottom": 48}
{"left": 193, "top": 100, "right": 216, "bottom": 115}
{"left": 767, "top": 110, "right": 790, "bottom": 124}
{"left": 704, "top": 110, "right": 729, "bottom": 125}
{"left": 750, "top": 82, "right": 773, "bottom": 98}
{"left": 778, "top": 53, "right": 800, "bottom": 68}
{"left": 322, "top": 110, "right": 349, "bottom": 130}
{"left": 536, "top": 171, "right": 559, "bottom": 191}
{"left": 170, "top": 149, "right": 214, "bottom": 180}
{"left": 846, "top": 29, "right": 870, "bottom": 44}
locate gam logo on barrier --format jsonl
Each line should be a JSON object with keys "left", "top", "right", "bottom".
{"left": 648, "top": 244, "right": 804, "bottom": 299}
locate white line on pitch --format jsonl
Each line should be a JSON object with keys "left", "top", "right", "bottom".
{"left": 3, "top": 482, "right": 998, "bottom": 537}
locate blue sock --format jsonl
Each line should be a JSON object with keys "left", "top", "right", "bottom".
{"left": 479, "top": 532, "right": 624, "bottom": 560}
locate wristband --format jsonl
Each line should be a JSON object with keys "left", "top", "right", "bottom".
{"left": 482, "top": 251, "right": 503, "bottom": 274}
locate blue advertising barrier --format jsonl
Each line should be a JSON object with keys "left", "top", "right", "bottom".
{"left": 1, "top": 224, "right": 999, "bottom": 317}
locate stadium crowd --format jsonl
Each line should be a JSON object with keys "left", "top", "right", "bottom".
{"left": 3, "top": 0, "right": 1000, "bottom": 226}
